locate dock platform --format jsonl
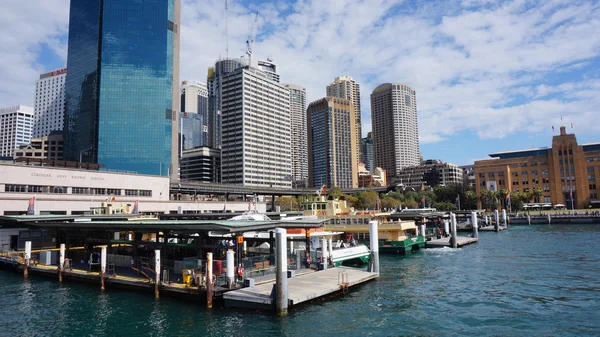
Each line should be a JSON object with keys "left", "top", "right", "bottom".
{"left": 479, "top": 225, "right": 508, "bottom": 231}
{"left": 223, "top": 267, "right": 378, "bottom": 310}
{"left": 426, "top": 236, "right": 478, "bottom": 248}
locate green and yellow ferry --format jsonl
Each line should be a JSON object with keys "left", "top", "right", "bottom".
{"left": 301, "top": 196, "right": 425, "bottom": 255}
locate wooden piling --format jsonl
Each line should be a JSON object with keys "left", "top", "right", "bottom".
{"left": 24, "top": 241, "right": 31, "bottom": 278}
{"left": 155, "top": 249, "right": 161, "bottom": 299}
{"left": 59, "top": 243, "right": 65, "bottom": 283}
{"left": 100, "top": 245, "right": 107, "bottom": 291}
{"left": 207, "top": 252, "right": 213, "bottom": 309}
{"left": 275, "top": 228, "right": 288, "bottom": 316}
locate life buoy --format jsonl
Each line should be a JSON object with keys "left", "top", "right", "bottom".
{"left": 238, "top": 265, "right": 244, "bottom": 277}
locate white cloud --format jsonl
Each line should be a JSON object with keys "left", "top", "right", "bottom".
{"left": 0, "top": 0, "right": 69, "bottom": 107}
{"left": 1, "top": 0, "right": 599, "bottom": 151}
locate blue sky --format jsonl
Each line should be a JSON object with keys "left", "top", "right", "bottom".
{"left": 1, "top": 0, "right": 599, "bottom": 166}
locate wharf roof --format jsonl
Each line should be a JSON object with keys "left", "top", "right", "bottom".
{"left": 0, "top": 215, "right": 326, "bottom": 233}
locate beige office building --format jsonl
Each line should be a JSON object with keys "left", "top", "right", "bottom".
{"left": 220, "top": 66, "right": 292, "bottom": 188}
{"left": 283, "top": 84, "right": 308, "bottom": 187}
{"left": 371, "top": 83, "right": 420, "bottom": 180}
{"left": 326, "top": 76, "right": 362, "bottom": 165}
{"left": 307, "top": 97, "right": 358, "bottom": 189}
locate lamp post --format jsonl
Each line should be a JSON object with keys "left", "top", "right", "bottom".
{"left": 79, "top": 146, "right": 93, "bottom": 163}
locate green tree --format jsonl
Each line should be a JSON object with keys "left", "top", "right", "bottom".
{"left": 532, "top": 187, "right": 543, "bottom": 203}
{"left": 329, "top": 186, "right": 343, "bottom": 198}
{"left": 404, "top": 198, "right": 418, "bottom": 209}
{"left": 381, "top": 196, "right": 402, "bottom": 211}
{"left": 356, "top": 190, "right": 380, "bottom": 209}
{"left": 275, "top": 196, "right": 299, "bottom": 211}
{"left": 434, "top": 202, "right": 458, "bottom": 212}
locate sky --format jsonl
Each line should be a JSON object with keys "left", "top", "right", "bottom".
{"left": 1, "top": 0, "right": 599, "bottom": 166}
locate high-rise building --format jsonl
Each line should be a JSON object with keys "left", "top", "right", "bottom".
{"left": 371, "top": 83, "right": 419, "bottom": 180}
{"left": 180, "top": 146, "right": 221, "bottom": 183}
{"left": 257, "top": 59, "right": 279, "bottom": 83}
{"left": 207, "top": 58, "right": 246, "bottom": 149}
{"left": 180, "top": 81, "right": 209, "bottom": 148}
{"left": 362, "top": 132, "right": 374, "bottom": 173}
{"left": 181, "top": 81, "right": 208, "bottom": 115}
{"left": 307, "top": 97, "right": 358, "bottom": 189}
{"left": 0, "top": 105, "right": 34, "bottom": 158}
{"left": 220, "top": 66, "right": 291, "bottom": 188}
{"left": 33, "top": 68, "right": 66, "bottom": 138}
{"left": 64, "top": 0, "right": 180, "bottom": 178}
{"left": 326, "top": 76, "right": 362, "bottom": 163}
{"left": 283, "top": 84, "right": 307, "bottom": 187}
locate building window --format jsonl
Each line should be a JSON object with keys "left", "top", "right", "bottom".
{"left": 107, "top": 189, "right": 121, "bottom": 196}
{"left": 5, "top": 184, "right": 27, "bottom": 193}
{"left": 590, "top": 184, "right": 597, "bottom": 190}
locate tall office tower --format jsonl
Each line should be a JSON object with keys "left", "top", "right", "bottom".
{"left": 33, "top": 68, "right": 66, "bottom": 138}
{"left": 221, "top": 66, "right": 291, "bottom": 188}
{"left": 283, "top": 84, "right": 307, "bottom": 187}
{"left": 362, "top": 132, "right": 374, "bottom": 173}
{"left": 207, "top": 58, "right": 246, "bottom": 149}
{"left": 371, "top": 83, "right": 419, "bottom": 180}
{"left": 0, "top": 105, "right": 34, "bottom": 158}
{"left": 180, "top": 80, "right": 209, "bottom": 146}
{"left": 64, "top": 0, "right": 180, "bottom": 178}
{"left": 326, "top": 76, "right": 362, "bottom": 165}
{"left": 257, "top": 59, "right": 279, "bottom": 83}
{"left": 307, "top": 97, "right": 358, "bottom": 189}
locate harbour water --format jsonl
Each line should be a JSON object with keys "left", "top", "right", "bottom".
{"left": 1, "top": 225, "right": 599, "bottom": 337}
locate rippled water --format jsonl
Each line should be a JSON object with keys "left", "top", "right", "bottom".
{"left": 1, "top": 225, "right": 599, "bottom": 337}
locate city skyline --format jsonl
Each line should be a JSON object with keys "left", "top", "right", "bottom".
{"left": 1, "top": 0, "right": 599, "bottom": 166}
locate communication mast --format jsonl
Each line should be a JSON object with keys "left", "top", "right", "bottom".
{"left": 225, "top": 0, "right": 229, "bottom": 58}
{"left": 246, "top": 11, "right": 258, "bottom": 66}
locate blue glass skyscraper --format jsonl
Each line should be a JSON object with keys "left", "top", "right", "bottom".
{"left": 64, "top": 0, "right": 180, "bottom": 177}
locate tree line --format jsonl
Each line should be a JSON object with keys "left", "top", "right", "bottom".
{"left": 275, "top": 185, "right": 546, "bottom": 212}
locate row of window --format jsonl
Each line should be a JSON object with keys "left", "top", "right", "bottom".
{"left": 5, "top": 185, "right": 151, "bottom": 197}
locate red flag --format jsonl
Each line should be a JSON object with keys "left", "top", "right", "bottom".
{"left": 26, "top": 196, "right": 35, "bottom": 215}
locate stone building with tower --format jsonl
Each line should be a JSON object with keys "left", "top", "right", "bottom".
{"left": 474, "top": 126, "right": 600, "bottom": 209}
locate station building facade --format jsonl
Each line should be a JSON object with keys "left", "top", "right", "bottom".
{"left": 474, "top": 127, "right": 600, "bottom": 209}
{"left": 0, "top": 163, "right": 260, "bottom": 216}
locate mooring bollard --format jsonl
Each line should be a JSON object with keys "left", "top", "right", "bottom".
{"left": 100, "top": 246, "right": 107, "bottom": 290}
{"left": 443, "top": 218, "right": 450, "bottom": 237}
{"left": 155, "top": 249, "right": 161, "bottom": 299}
{"left": 207, "top": 252, "right": 213, "bottom": 309}
{"left": 328, "top": 237, "right": 333, "bottom": 266}
{"left": 24, "top": 241, "right": 31, "bottom": 278}
{"left": 321, "top": 235, "right": 328, "bottom": 269}
{"left": 451, "top": 213, "right": 458, "bottom": 248}
{"left": 502, "top": 209, "right": 507, "bottom": 228}
{"left": 59, "top": 243, "right": 65, "bottom": 283}
{"left": 494, "top": 210, "right": 500, "bottom": 233}
{"left": 369, "top": 221, "right": 380, "bottom": 276}
{"left": 471, "top": 212, "right": 479, "bottom": 239}
{"left": 226, "top": 249, "right": 234, "bottom": 289}
{"left": 275, "top": 228, "right": 288, "bottom": 316}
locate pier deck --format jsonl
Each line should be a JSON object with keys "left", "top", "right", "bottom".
{"left": 426, "top": 236, "right": 478, "bottom": 248}
{"left": 479, "top": 225, "right": 508, "bottom": 231}
{"left": 223, "top": 267, "right": 378, "bottom": 310}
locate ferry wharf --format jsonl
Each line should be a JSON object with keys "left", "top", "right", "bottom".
{"left": 0, "top": 215, "right": 380, "bottom": 314}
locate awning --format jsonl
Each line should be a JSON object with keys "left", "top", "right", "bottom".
{"left": 553, "top": 204, "right": 565, "bottom": 207}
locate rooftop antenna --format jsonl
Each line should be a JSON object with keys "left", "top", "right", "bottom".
{"left": 225, "top": 0, "right": 229, "bottom": 58}
{"left": 246, "top": 11, "right": 258, "bottom": 67}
